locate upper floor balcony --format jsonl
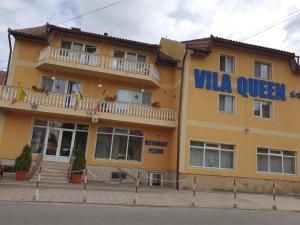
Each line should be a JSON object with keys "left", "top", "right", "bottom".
{"left": 0, "top": 85, "right": 176, "bottom": 128}
{"left": 36, "top": 46, "right": 160, "bottom": 87}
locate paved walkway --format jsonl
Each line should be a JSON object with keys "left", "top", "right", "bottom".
{"left": 1, "top": 177, "right": 300, "bottom": 211}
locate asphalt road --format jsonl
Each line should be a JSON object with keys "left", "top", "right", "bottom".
{"left": 0, "top": 202, "right": 300, "bottom": 225}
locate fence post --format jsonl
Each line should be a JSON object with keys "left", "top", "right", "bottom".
{"left": 233, "top": 178, "right": 237, "bottom": 208}
{"left": 191, "top": 176, "right": 197, "bottom": 207}
{"left": 32, "top": 166, "right": 42, "bottom": 201}
{"left": 133, "top": 171, "right": 140, "bottom": 205}
{"left": 272, "top": 181, "right": 277, "bottom": 210}
{"left": 82, "top": 168, "right": 88, "bottom": 203}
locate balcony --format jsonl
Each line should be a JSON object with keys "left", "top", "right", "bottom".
{"left": 0, "top": 85, "right": 176, "bottom": 128}
{"left": 37, "top": 46, "right": 160, "bottom": 87}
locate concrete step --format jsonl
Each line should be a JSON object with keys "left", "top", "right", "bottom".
{"left": 30, "top": 161, "right": 70, "bottom": 183}
{"left": 31, "top": 179, "right": 69, "bottom": 184}
{"left": 41, "top": 165, "right": 69, "bottom": 170}
{"left": 32, "top": 173, "right": 68, "bottom": 180}
{"left": 36, "top": 175, "right": 69, "bottom": 181}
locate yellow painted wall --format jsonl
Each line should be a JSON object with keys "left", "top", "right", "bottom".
{"left": 0, "top": 111, "right": 172, "bottom": 171}
{"left": 183, "top": 44, "right": 300, "bottom": 181}
{"left": 1, "top": 35, "right": 179, "bottom": 173}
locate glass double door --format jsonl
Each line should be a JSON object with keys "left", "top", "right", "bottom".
{"left": 44, "top": 128, "right": 75, "bottom": 162}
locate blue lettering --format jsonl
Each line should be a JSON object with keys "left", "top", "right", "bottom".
{"left": 221, "top": 74, "right": 232, "bottom": 93}
{"left": 206, "top": 71, "right": 212, "bottom": 90}
{"left": 194, "top": 69, "right": 206, "bottom": 89}
{"left": 248, "top": 78, "right": 258, "bottom": 97}
{"left": 212, "top": 72, "right": 221, "bottom": 91}
{"left": 267, "top": 82, "right": 276, "bottom": 100}
{"left": 237, "top": 77, "right": 248, "bottom": 97}
{"left": 275, "top": 83, "right": 286, "bottom": 101}
{"left": 259, "top": 80, "right": 268, "bottom": 98}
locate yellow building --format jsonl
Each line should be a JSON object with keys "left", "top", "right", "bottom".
{"left": 1, "top": 24, "right": 300, "bottom": 193}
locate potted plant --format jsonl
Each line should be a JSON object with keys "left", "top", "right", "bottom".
{"left": 104, "top": 95, "right": 117, "bottom": 102}
{"left": 71, "top": 148, "right": 86, "bottom": 184}
{"left": 32, "top": 85, "right": 49, "bottom": 95}
{"left": 151, "top": 101, "right": 161, "bottom": 108}
{"left": 15, "top": 145, "right": 32, "bottom": 181}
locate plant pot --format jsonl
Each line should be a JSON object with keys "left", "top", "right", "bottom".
{"left": 16, "top": 171, "right": 26, "bottom": 181}
{"left": 72, "top": 174, "right": 82, "bottom": 184}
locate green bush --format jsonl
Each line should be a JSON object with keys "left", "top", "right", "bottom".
{"left": 15, "top": 145, "right": 32, "bottom": 172}
{"left": 71, "top": 148, "right": 86, "bottom": 175}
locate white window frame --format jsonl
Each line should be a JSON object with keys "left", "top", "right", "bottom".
{"left": 117, "top": 88, "right": 152, "bottom": 105}
{"left": 220, "top": 55, "right": 235, "bottom": 73}
{"left": 219, "top": 94, "right": 235, "bottom": 114}
{"left": 30, "top": 120, "right": 89, "bottom": 155}
{"left": 113, "top": 50, "right": 146, "bottom": 62}
{"left": 95, "top": 127, "right": 144, "bottom": 162}
{"left": 189, "top": 141, "right": 235, "bottom": 169}
{"left": 255, "top": 61, "right": 271, "bottom": 80}
{"left": 257, "top": 148, "right": 296, "bottom": 175}
{"left": 41, "top": 75, "right": 82, "bottom": 94}
{"left": 61, "top": 40, "right": 96, "bottom": 53}
{"left": 253, "top": 100, "right": 272, "bottom": 119}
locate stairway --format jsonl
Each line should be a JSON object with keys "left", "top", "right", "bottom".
{"left": 31, "top": 161, "right": 70, "bottom": 184}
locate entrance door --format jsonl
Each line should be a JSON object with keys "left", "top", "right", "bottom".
{"left": 44, "top": 128, "right": 74, "bottom": 162}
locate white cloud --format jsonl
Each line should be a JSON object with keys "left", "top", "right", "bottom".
{"left": 0, "top": 0, "right": 300, "bottom": 69}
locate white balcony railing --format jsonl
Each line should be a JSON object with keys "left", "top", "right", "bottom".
{"left": 40, "top": 47, "right": 159, "bottom": 82}
{"left": 0, "top": 85, "right": 175, "bottom": 122}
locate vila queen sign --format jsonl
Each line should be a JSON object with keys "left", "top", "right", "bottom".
{"left": 194, "top": 69, "right": 286, "bottom": 101}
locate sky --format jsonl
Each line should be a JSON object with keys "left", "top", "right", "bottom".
{"left": 0, "top": 0, "right": 300, "bottom": 70}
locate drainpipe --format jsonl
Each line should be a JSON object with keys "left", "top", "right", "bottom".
{"left": 5, "top": 34, "right": 12, "bottom": 85}
{"left": 176, "top": 49, "right": 188, "bottom": 190}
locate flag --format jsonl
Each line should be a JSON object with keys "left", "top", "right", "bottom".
{"left": 11, "top": 82, "right": 26, "bottom": 104}
{"left": 74, "top": 89, "right": 83, "bottom": 110}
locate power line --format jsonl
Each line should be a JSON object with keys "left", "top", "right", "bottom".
{"left": 0, "top": 0, "right": 130, "bottom": 45}
{"left": 56, "top": 0, "right": 129, "bottom": 25}
{"left": 238, "top": 9, "right": 300, "bottom": 41}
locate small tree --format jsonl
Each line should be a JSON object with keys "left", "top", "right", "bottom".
{"left": 15, "top": 145, "right": 32, "bottom": 172}
{"left": 71, "top": 148, "right": 86, "bottom": 175}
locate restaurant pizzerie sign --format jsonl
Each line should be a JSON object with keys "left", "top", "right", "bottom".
{"left": 194, "top": 69, "right": 286, "bottom": 101}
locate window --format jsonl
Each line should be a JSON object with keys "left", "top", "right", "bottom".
{"left": 112, "top": 50, "right": 148, "bottom": 75}
{"left": 255, "top": 61, "right": 271, "bottom": 79}
{"left": 219, "top": 94, "right": 234, "bottom": 113}
{"left": 61, "top": 40, "right": 96, "bottom": 53}
{"left": 113, "top": 50, "right": 146, "bottom": 62}
{"left": 220, "top": 55, "right": 234, "bottom": 73}
{"left": 30, "top": 120, "right": 48, "bottom": 154}
{"left": 257, "top": 148, "right": 295, "bottom": 174}
{"left": 117, "top": 89, "right": 152, "bottom": 106}
{"left": 61, "top": 41, "right": 97, "bottom": 66}
{"left": 41, "top": 76, "right": 81, "bottom": 95}
{"left": 189, "top": 141, "right": 235, "bottom": 169}
{"left": 94, "top": 127, "right": 143, "bottom": 161}
{"left": 254, "top": 100, "right": 272, "bottom": 118}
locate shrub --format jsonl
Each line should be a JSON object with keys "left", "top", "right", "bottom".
{"left": 15, "top": 145, "right": 32, "bottom": 172}
{"left": 71, "top": 148, "right": 86, "bottom": 175}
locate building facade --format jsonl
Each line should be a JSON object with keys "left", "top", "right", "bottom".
{"left": 1, "top": 24, "right": 300, "bottom": 193}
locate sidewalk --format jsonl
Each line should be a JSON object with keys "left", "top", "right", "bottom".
{"left": 1, "top": 177, "right": 300, "bottom": 211}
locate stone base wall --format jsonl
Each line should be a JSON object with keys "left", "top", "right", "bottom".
{"left": 0, "top": 159, "right": 15, "bottom": 166}
{"left": 179, "top": 173, "right": 300, "bottom": 194}
{"left": 87, "top": 165, "right": 174, "bottom": 186}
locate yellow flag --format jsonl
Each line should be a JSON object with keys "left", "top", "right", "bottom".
{"left": 76, "top": 90, "right": 83, "bottom": 102}
{"left": 11, "top": 83, "right": 26, "bottom": 104}
{"left": 74, "top": 90, "right": 83, "bottom": 110}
